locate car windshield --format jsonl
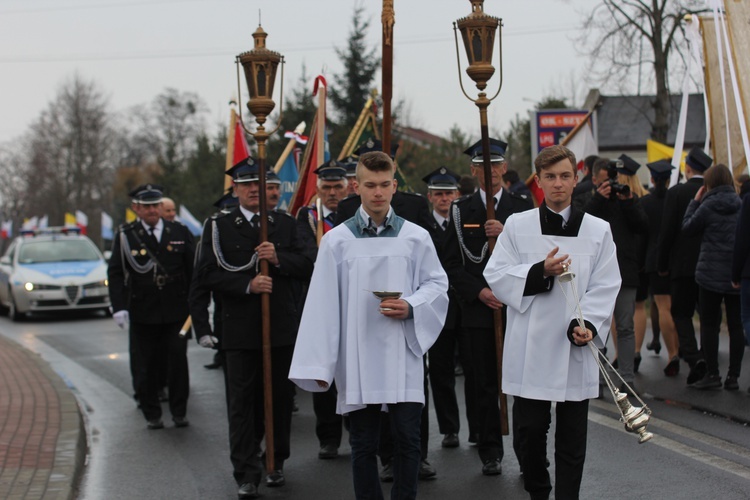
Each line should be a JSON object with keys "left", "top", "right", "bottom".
{"left": 17, "top": 239, "right": 102, "bottom": 264}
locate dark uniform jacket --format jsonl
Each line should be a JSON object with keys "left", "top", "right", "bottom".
{"left": 442, "top": 189, "right": 533, "bottom": 329}
{"left": 657, "top": 177, "right": 704, "bottom": 278}
{"left": 431, "top": 214, "right": 460, "bottom": 331}
{"left": 732, "top": 192, "right": 750, "bottom": 283}
{"left": 335, "top": 191, "right": 439, "bottom": 239}
{"left": 584, "top": 192, "right": 648, "bottom": 288}
{"left": 640, "top": 191, "right": 667, "bottom": 274}
{"left": 194, "top": 207, "right": 314, "bottom": 350}
{"left": 188, "top": 218, "right": 217, "bottom": 341}
{"left": 108, "top": 219, "right": 194, "bottom": 324}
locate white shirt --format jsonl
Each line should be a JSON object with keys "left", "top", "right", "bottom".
{"left": 140, "top": 218, "right": 164, "bottom": 242}
{"left": 432, "top": 211, "right": 449, "bottom": 230}
{"left": 239, "top": 206, "right": 259, "bottom": 226}
{"left": 478, "top": 188, "right": 503, "bottom": 209}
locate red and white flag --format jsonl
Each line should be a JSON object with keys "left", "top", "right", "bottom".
{"left": 564, "top": 121, "right": 598, "bottom": 176}
{"left": 76, "top": 210, "right": 88, "bottom": 235}
{"left": 1, "top": 220, "right": 12, "bottom": 239}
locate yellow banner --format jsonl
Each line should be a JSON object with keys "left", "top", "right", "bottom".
{"left": 64, "top": 212, "right": 76, "bottom": 226}
{"left": 125, "top": 208, "right": 136, "bottom": 223}
{"left": 646, "top": 140, "right": 687, "bottom": 171}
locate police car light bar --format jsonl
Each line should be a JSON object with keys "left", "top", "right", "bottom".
{"left": 19, "top": 226, "right": 82, "bottom": 237}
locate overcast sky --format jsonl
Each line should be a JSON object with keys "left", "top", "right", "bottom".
{"left": 0, "top": 0, "right": 603, "bottom": 146}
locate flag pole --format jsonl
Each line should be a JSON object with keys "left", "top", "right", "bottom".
{"left": 381, "top": 0, "right": 394, "bottom": 154}
{"left": 225, "top": 107, "right": 238, "bottom": 192}
{"left": 273, "top": 122, "right": 306, "bottom": 173}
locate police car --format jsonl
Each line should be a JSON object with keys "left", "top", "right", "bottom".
{"left": 0, "top": 227, "right": 110, "bottom": 320}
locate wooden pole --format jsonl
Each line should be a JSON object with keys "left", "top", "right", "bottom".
{"left": 316, "top": 198, "right": 324, "bottom": 246}
{"left": 256, "top": 132, "right": 275, "bottom": 473}
{"left": 381, "top": 0, "right": 394, "bottom": 154}
{"left": 476, "top": 94, "right": 509, "bottom": 436}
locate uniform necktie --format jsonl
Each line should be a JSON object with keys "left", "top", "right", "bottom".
{"left": 250, "top": 214, "right": 260, "bottom": 228}
{"left": 148, "top": 225, "right": 158, "bottom": 246}
{"left": 441, "top": 220, "right": 448, "bottom": 230}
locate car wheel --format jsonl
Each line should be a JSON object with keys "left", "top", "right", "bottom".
{"left": 8, "top": 289, "right": 25, "bottom": 322}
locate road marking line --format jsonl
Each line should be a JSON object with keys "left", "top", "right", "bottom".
{"left": 588, "top": 407, "right": 750, "bottom": 481}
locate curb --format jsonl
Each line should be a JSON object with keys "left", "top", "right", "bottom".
{"left": 0, "top": 336, "right": 87, "bottom": 500}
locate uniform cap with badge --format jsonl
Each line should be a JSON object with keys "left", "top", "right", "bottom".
{"left": 314, "top": 160, "right": 348, "bottom": 181}
{"left": 615, "top": 154, "right": 641, "bottom": 176}
{"left": 213, "top": 190, "right": 239, "bottom": 212}
{"left": 354, "top": 137, "right": 399, "bottom": 159}
{"left": 341, "top": 156, "right": 358, "bottom": 178}
{"left": 645, "top": 160, "right": 674, "bottom": 180}
{"left": 226, "top": 156, "right": 280, "bottom": 184}
{"left": 685, "top": 147, "right": 712, "bottom": 173}
{"left": 464, "top": 138, "right": 507, "bottom": 164}
{"left": 130, "top": 184, "right": 164, "bottom": 204}
{"left": 422, "top": 166, "right": 461, "bottom": 190}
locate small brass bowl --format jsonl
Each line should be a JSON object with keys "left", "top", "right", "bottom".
{"left": 371, "top": 291, "right": 402, "bottom": 300}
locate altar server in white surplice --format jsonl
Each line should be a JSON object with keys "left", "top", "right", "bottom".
{"left": 289, "top": 151, "right": 449, "bottom": 500}
{"left": 483, "top": 145, "right": 621, "bottom": 500}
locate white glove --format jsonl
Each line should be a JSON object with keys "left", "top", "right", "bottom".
{"left": 113, "top": 310, "right": 129, "bottom": 329}
{"left": 199, "top": 335, "right": 219, "bottom": 348}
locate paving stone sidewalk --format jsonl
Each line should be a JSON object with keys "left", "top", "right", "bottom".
{"left": 0, "top": 335, "right": 84, "bottom": 500}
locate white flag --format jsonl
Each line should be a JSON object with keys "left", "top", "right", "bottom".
{"left": 177, "top": 205, "right": 203, "bottom": 236}
{"left": 565, "top": 122, "right": 598, "bottom": 176}
{"left": 38, "top": 215, "right": 49, "bottom": 229}
{"left": 101, "top": 211, "right": 114, "bottom": 240}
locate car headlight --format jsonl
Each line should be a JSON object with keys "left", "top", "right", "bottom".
{"left": 23, "top": 283, "right": 60, "bottom": 291}
{"left": 83, "top": 280, "right": 108, "bottom": 289}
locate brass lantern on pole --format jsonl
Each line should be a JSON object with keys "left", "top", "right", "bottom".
{"left": 234, "top": 22, "right": 285, "bottom": 473}
{"left": 453, "top": 0, "right": 509, "bottom": 435}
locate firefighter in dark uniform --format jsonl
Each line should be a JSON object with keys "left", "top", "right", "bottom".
{"left": 333, "top": 138, "right": 439, "bottom": 481}
{"left": 422, "top": 166, "right": 479, "bottom": 450}
{"left": 295, "top": 160, "right": 349, "bottom": 460}
{"left": 193, "top": 157, "right": 313, "bottom": 499}
{"left": 442, "top": 138, "right": 534, "bottom": 475}
{"left": 108, "top": 184, "right": 195, "bottom": 430}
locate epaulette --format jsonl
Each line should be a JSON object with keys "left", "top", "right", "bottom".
{"left": 509, "top": 191, "right": 529, "bottom": 201}
{"left": 211, "top": 210, "right": 231, "bottom": 220}
{"left": 273, "top": 209, "right": 294, "bottom": 219}
{"left": 455, "top": 194, "right": 473, "bottom": 204}
{"left": 119, "top": 221, "right": 138, "bottom": 232}
{"left": 398, "top": 190, "right": 424, "bottom": 199}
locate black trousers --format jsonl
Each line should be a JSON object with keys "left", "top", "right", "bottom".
{"left": 379, "top": 357, "right": 430, "bottom": 465}
{"left": 130, "top": 321, "right": 189, "bottom": 421}
{"left": 428, "top": 324, "right": 478, "bottom": 437}
{"left": 313, "top": 382, "right": 343, "bottom": 447}
{"left": 670, "top": 277, "right": 702, "bottom": 365}
{"left": 465, "top": 326, "right": 504, "bottom": 463}
{"left": 514, "top": 397, "right": 589, "bottom": 500}
{"left": 698, "top": 287, "right": 745, "bottom": 377}
{"left": 225, "top": 346, "right": 294, "bottom": 485}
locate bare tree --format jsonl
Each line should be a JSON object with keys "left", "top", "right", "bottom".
{"left": 578, "top": 0, "right": 705, "bottom": 142}
{"left": 25, "top": 75, "right": 118, "bottom": 230}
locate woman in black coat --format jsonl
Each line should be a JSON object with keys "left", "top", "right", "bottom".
{"left": 682, "top": 164, "right": 743, "bottom": 390}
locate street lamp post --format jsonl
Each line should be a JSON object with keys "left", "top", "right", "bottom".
{"left": 235, "top": 23, "right": 285, "bottom": 471}
{"left": 453, "top": 0, "right": 509, "bottom": 435}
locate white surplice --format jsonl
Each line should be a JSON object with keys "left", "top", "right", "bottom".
{"left": 483, "top": 209, "right": 621, "bottom": 402}
{"left": 289, "top": 221, "right": 449, "bottom": 414}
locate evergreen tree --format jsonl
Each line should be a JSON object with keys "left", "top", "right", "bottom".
{"left": 177, "top": 132, "right": 226, "bottom": 223}
{"left": 329, "top": 6, "right": 380, "bottom": 156}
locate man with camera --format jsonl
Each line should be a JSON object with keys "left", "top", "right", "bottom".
{"left": 584, "top": 156, "right": 648, "bottom": 393}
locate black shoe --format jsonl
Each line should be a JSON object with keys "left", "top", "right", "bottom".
{"left": 724, "top": 375, "right": 739, "bottom": 391}
{"left": 379, "top": 463, "right": 393, "bottom": 482}
{"left": 158, "top": 388, "right": 168, "bottom": 402}
{"left": 419, "top": 459, "right": 437, "bottom": 480}
{"left": 687, "top": 359, "right": 707, "bottom": 385}
{"left": 238, "top": 482, "right": 259, "bottom": 499}
{"left": 646, "top": 339, "right": 662, "bottom": 355}
{"left": 468, "top": 432, "right": 479, "bottom": 445}
{"left": 691, "top": 373, "right": 722, "bottom": 390}
{"left": 664, "top": 356, "right": 680, "bottom": 377}
{"left": 146, "top": 419, "right": 164, "bottom": 430}
{"left": 173, "top": 416, "right": 190, "bottom": 428}
{"left": 441, "top": 433, "right": 459, "bottom": 448}
{"left": 318, "top": 443, "right": 339, "bottom": 459}
{"left": 634, "top": 353, "right": 642, "bottom": 373}
{"left": 265, "top": 470, "right": 285, "bottom": 487}
{"left": 482, "top": 458, "right": 502, "bottom": 476}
